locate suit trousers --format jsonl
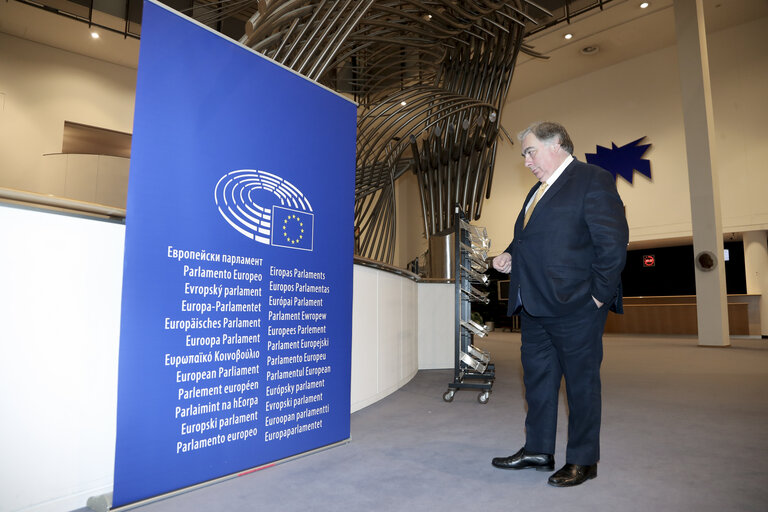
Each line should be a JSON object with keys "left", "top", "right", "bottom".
{"left": 520, "top": 297, "right": 609, "bottom": 466}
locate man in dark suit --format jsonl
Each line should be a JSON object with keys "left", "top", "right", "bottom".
{"left": 491, "top": 121, "right": 628, "bottom": 487}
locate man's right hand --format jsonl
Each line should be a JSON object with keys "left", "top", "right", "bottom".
{"left": 492, "top": 252, "right": 512, "bottom": 274}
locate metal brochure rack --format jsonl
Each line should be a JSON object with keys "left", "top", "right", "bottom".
{"left": 443, "top": 206, "right": 495, "bottom": 404}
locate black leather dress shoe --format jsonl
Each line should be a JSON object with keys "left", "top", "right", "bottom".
{"left": 492, "top": 448, "right": 554, "bottom": 471}
{"left": 547, "top": 463, "right": 597, "bottom": 487}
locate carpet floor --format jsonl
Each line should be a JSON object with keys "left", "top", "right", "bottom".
{"left": 95, "top": 333, "right": 768, "bottom": 512}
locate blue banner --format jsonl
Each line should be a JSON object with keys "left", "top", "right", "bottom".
{"left": 112, "top": 1, "right": 357, "bottom": 507}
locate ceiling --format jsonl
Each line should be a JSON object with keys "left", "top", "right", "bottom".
{"left": 508, "top": 0, "right": 768, "bottom": 100}
{"left": 1, "top": 0, "right": 766, "bottom": 98}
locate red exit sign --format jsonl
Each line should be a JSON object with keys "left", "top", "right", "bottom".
{"left": 643, "top": 254, "right": 655, "bottom": 267}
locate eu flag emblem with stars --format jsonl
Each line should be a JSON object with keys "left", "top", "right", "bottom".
{"left": 271, "top": 205, "right": 314, "bottom": 251}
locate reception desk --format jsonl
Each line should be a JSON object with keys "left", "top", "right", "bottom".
{"left": 604, "top": 295, "right": 761, "bottom": 336}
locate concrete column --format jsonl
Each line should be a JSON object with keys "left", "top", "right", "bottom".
{"left": 743, "top": 230, "right": 768, "bottom": 337}
{"left": 673, "top": 0, "right": 729, "bottom": 347}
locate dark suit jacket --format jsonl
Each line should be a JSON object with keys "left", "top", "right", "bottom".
{"left": 505, "top": 158, "right": 628, "bottom": 317}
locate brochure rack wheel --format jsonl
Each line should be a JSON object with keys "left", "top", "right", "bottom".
{"left": 444, "top": 205, "right": 495, "bottom": 403}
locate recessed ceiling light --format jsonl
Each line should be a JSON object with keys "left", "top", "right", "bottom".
{"left": 401, "top": 101, "right": 407, "bottom": 106}
{"left": 564, "top": 33, "right": 573, "bottom": 40}
{"left": 640, "top": 2, "right": 650, "bottom": 8}
{"left": 580, "top": 45, "right": 600, "bottom": 55}
{"left": 91, "top": 31, "right": 100, "bottom": 39}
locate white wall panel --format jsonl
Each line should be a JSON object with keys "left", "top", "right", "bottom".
{"left": 350, "top": 266, "right": 380, "bottom": 410}
{"left": 349, "top": 266, "right": 420, "bottom": 412}
{"left": 417, "top": 283, "right": 455, "bottom": 369}
{"left": 375, "top": 272, "right": 405, "bottom": 397}
{"left": 0, "top": 204, "right": 124, "bottom": 512}
{"left": 400, "top": 281, "right": 419, "bottom": 380}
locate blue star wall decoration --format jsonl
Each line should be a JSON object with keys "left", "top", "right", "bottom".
{"left": 585, "top": 136, "right": 652, "bottom": 183}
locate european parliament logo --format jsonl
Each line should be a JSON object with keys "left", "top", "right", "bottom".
{"left": 214, "top": 169, "right": 314, "bottom": 251}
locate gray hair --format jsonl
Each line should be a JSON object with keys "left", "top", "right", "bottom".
{"left": 517, "top": 121, "right": 574, "bottom": 155}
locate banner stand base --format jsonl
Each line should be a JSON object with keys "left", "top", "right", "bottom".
{"left": 111, "top": 438, "right": 350, "bottom": 511}
{"left": 87, "top": 492, "right": 112, "bottom": 512}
